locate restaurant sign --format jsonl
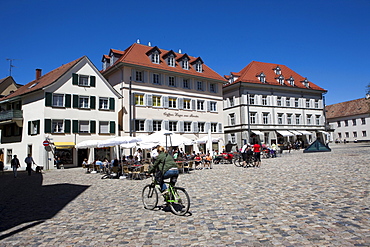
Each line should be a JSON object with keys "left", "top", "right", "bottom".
{"left": 163, "top": 112, "right": 199, "bottom": 118}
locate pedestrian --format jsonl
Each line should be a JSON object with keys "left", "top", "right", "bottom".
{"left": 56, "top": 157, "right": 63, "bottom": 169}
{"left": 25, "top": 154, "right": 36, "bottom": 176}
{"left": 252, "top": 142, "right": 261, "bottom": 167}
{"left": 11, "top": 155, "right": 20, "bottom": 178}
{"left": 0, "top": 160, "right": 4, "bottom": 175}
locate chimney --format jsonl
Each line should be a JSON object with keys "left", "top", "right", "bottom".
{"left": 36, "top": 69, "right": 42, "bottom": 80}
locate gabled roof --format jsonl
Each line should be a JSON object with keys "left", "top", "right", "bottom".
{"left": 224, "top": 61, "right": 326, "bottom": 91}
{"left": 0, "top": 57, "right": 84, "bottom": 101}
{"left": 326, "top": 98, "right": 370, "bottom": 119}
{"left": 102, "top": 43, "right": 225, "bottom": 81}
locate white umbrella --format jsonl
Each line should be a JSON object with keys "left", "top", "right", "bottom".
{"left": 137, "top": 130, "right": 193, "bottom": 147}
{"left": 97, "top": 136, "right": 143, "bottom": 148}
{"left": 75, "top": 140, "right": 100, "bottom": 149}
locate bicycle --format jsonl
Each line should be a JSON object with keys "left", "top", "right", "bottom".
{"left": 234, "top": 152, "right": 255, "bottom": 167}
{"left": 142, "top": 176, "right": 190, "bottom": 216}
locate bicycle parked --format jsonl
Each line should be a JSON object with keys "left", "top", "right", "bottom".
{"left": 142, "top": 175, "right": 190, "bottom": 216}
{"left": 233, "top": 152, "right": 255, "bottom": 167}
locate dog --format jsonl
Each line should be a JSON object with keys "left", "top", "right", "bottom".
{"left": 35, "top": 166, "right": 43, "bottom": 173}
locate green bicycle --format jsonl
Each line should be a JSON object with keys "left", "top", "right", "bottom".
{"left": 142, "top": 176, "right": 190, "bottom": 216}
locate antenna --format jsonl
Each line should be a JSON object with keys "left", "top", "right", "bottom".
{"left": 6, "top": 58, "right": 18, "bottom": 76}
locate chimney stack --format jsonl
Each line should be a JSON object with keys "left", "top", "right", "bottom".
{"left": 36, "top": 69, "right": 42, "bottom": 80}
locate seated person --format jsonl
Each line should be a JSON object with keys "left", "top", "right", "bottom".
{"left": 203, "top": 153, "right": 212, "bottom": 169}
{"left": 194, "top": 153, "right": 202, "bottom": 170}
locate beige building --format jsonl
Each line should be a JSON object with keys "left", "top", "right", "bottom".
{"left": 101, "top": 42, "right": 226, "bottom": 154}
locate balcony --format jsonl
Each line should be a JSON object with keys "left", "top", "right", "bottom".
{"left": 0, "top": 109, "right": 23, "bottom": 121}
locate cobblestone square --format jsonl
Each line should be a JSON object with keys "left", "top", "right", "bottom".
{"left": 1, "top": 143, "right": 369, "bottom": 246}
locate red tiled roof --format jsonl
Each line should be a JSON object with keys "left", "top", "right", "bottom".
{"left": 225, "top": 61, "right": 326, "bottom": 91}
{"left": 326, "top": 98, "right": 370, "bottom": 119}
{"left": 0, "top": 57, "right": 84, "bottom": 101}
{"left": 102, "top": 43, "right": 225, "bottom": 81}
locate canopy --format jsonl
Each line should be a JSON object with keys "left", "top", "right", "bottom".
{"left": 289, "top": 130, "right": 302, "bottom": 135}
{"left": 251, "top": 130, "right": 264, "bottom": 135}
{"left": 97, "top": 136, "right": 142, "bottom": 148}
{"left": 137, "top": 130, "right": 193, "bottom": 148}
{"left": 299, "top": 130, "right": 313, "bottom": 135}
{"left": 75, "top": 140, "right": 100, "bottom": 149}
{"left": 194, "top": 135, "right": 222, "bottom": 144}
{"left": 277, "top": 130, "right": 294, "bottom": 137}
{"left": 54, "top": 142, "right": 75, "bottom": 149}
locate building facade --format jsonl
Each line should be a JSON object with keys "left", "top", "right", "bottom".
{"left": 0, "top": 56, "right": 120, "bottom": 170}
{"left": 326, "top": 97, "right": 370, "bottom": 143}
{"left": 101, "top": 42, "right": 226, "bottom": 154}
{"left": 223, "top": 61, "right": 328, "bottom": 148}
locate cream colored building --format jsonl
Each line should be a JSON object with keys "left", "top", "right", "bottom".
{"left": 101, "top": 42, "right": 226, "bottom": 154}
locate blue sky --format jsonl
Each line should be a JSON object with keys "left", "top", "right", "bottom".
{"left": 1, "top": 0, "right": 369, "bottom": 105}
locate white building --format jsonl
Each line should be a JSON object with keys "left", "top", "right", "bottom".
{"left": 0, "top": 56, "right": 121, "bottom": 169}
{"left": 223, "top": 61, "right": 328, "bottom": 148}
{"left": 101, "top": 42, "right": 226, "bottom": 154}
{"left": 326, "top": 97, "right": 370, "bottom": 143}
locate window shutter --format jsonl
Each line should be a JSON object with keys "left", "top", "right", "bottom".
{"left": 158, "top": 74, "right": 162, "bottom": 85}
{"left": 205, "top": 122, "right": 211, "bottom": 132}
{"left": 109, "top": 121, "right": 115, "bottom": 134}
{"left": 143, "top": 71, "right": 147, "bottom": 83}
{"left": 72, "top": 73, "right": 78, "bottom": 85}
{"left": 90, "top": 120, "right": 96, "bottom": 133}
{"left": 145, "top": 119, "right": 153, "bottom": 132}
{"left": 65, "top": 94, "right": 71, "bottom": 108}
{"left": 193, "top": 121, "right": 198, "bottom": 133}
{"left": 90, "top": 76, "right": 96, "bottom": 87}
{"left": 28, "top": 121, "right": 31, "bottom": 135}
{"left": 90, "top": 96, "right": 96, "bottom": 109}
{"left": 217, "top": 123, "right": 222, "bottom": 133}
{"left": 163, "top": 96, "right": 169, "bottom": 108}
{"left": 178, "top": 98, "right": 183, "bottom": 110}
{"left": 163, "top": 120, "right": 169, "bottom": 130}
{"left": 44, "top": 119, "right": 51, "bottom": 133}
{"left": 109, "top": 98, "right": 115, "bottom": 110}
{"left": 72, "top": 120, "right": 79, "bottom": 133}
{"left": 45, "top": 92, "right": 52, "bottom": 107}
{"left": 207, "top": 101, "right": 211, "bottom": 112}
{"left": 73, "top": 95, "right": 79, "bottom": 108}
{"left": 191, "top": 99, "right": 196, "bottom": 110}
{"left": 146, "top": 94, "right": 153, "bottom": 106}
{"left": 179, "top": 121, "right": 184, "bottom": 133}
{"left": 64, "top": 119, "right": 71, "bottom": 133}
{"left": 131, "top": 69, "right": 135, "bottom": 82}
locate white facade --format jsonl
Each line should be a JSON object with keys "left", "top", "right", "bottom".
{"left": 0, "top": 56, "right": 120, "bottom": 170}
{"left": 329, "top": 115, "right": 369, "bottom": 143}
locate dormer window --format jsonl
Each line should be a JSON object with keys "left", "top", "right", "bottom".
{"left": 277, "top": 75, "right": 285, "bottom": 85}
{"left": 195, "top": 63, "right": 202, "bottom": 72}
{"left": 182, "top": 59, "right": 189, "bottom": 70}
{"left": 191, "top": 57, "right": 204, "bottom": 73}
{"left": 274, "top": 66, "right": 282, "bottom": 75}
{"left": 302, "top": 78, "right": 310, "bottom": 88}
{"left": 163, "top": 50, "right": 177, "bottom": 67}
{"left": 146, "top": 46, "right": 162, "bottom": 64}
{"left": 168, "top": 56, "right": 175, "bottom": 67}
{"left": 288, "top": 76, "right": 295, "bottom": 86}
{"left": 258, "top": 72, "right": 266, "bottom": 83}
{"left": 151, "top": 52, "right": 160, "bottom": 64}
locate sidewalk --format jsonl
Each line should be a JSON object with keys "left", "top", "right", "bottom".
{"left": 0, "top": 143, "right": 369, "bottom": 246}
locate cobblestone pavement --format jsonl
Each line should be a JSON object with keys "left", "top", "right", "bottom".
{"left": 0, "top": 143, "right": 369, "bottom": 246}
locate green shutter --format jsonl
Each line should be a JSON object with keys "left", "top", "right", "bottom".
{"left": 90, "top": 96, "right": 96, "bottom": 109}
{"left": 72, "top": 73, "right": 79, "bottom": 85}
{"left": 90, "top": 76, "right": 96, "bottom": 87}
{"left": 109, "top": 98, "right": 115, "bottom": 110}
{"left": 90, "top": 120, "right": 96, "bottom": 133}
{"left": 28, "top": 121, "right": 31, "bottom": 135}
{"left": 73, "top": 95, "right": 79, "bottom": 108}
{"left": 65, "top": 94, "right": 71, "bottom": 108}
{"left": 64, "top": 119, "right": 71, "bottom": 133}
{"left": 72, "top": 120, "right": 79, "bottom": 133}
{"left": 110, "top": 121, "right": 116, "bottom": 134}
{"left": 44, "top": 119, "right": 51, "bottom": 133}
{"left": 45, "top": 92, "right": 52, "bottom": 107}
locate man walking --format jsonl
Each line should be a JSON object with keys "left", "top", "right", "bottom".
{"left": 25, "top": 154, "right": 36, "bottom": 176}
{"left": 11, "top": 155, "right": 20, "bottom": 178}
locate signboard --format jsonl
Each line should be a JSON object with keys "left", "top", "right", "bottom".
{"left": 43, "top": 140, "right": 50, "bottom": 147}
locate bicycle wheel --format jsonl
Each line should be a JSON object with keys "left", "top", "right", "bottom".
{"left": 142, "top": 184, "right": 158, "bottom": 210}
{"left": 168, "top": 187, "right": 190, "bottom": 216}
{"left": 101, "top": 174, "right": 110, "bottom": 179}
{"left": 233, "top": 155, "right": 242, "bottom": 167}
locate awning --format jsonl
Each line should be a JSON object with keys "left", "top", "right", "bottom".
{"left": 319, "top": 130, "right": 329, "bottom": 135}
{"left": 299, "top": 130, "right": 312, "bottom": 135}
{"left": 289, "top": 130, "right": 302, "bottom": 135}
{"left": 277, "top": 130, "right": 294, "bottom": 137}
{"left": 251, "top": 130, "right": 264, "bottom": 135}
{"left": 54, "top": 142, "right": 75, "bottom": 149}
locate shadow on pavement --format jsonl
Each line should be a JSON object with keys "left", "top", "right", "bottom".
{"left": 0, "top": 171, "right": 89, "bottom": 239}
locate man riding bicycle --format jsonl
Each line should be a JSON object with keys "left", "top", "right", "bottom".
{"left": 147, "top": 146, "right": 179, "bottom": 196}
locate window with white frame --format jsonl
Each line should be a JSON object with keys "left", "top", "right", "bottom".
{"left": 169, "top": 97, "right": 177, "bottom": 108}
{"left": 287, "top": 114, "right": 292, "bottom": 125}
{"left": 198, "top": 122, "right": 205, "bottom": 132}
{"left": 338, "top": 133, "right": 342, "bottom": 139}
{"left": 277, "top": 97, "right": 282, "bottom": 106}
{"left": 258, "top": 72, "right": 266, "bottom": 83}
{"left": 352, "top": 119, "right": 357, "bottom": 126}
{"left": 168, "top": 76, "right": 176, "bottom": 87}
{"left": 52, "top": 94, "right": 64, "bottom": 107}
{"left": 52, "top": 120, "right": 64, "bottom": 133}
{"left": 362, "top": 131, "right": 367, "bottom": 137}
{"left": 30, "top": 121, "right": 39, "bottom": 135}
{"left": 353, "top": 131, "right": 357, "bottom": 138}
{"left": 302, "top": 78, "right": 310, "bottom": 88}
{"left": 153, "top": 73, "right": 160, "bottom": 84}
{"left": 79, "top": 75, "right": 89, "bottom": 86}
{"left": 315, "top": 100, "right": 319, "bottom": 108}
{"left": 249, "top": 95, "right": 255, "bottom": 105}
{"left": 263, "top": 113, "right": 269, "bottom": 124}
{"left": 211, "top": 123, "right": 217, "bottom": 132}
{"left": 262, "top": 95, "right": 268, "bottom": 105}
{"left": 183, "top": 99, "right": 191, "bottom": 110}
{"left": 286, "top": 97, "right": 291, "bottom": 107}
{"left": 152, "top": 96, "right": 161, "bottom": 107}
{"left": 151, "top": 52, "right": 160, "bottom": 64}
{"left": 195, "top": 63, "right": 202, "bottom": 72}
{"left": 99, "top": 121, "right": 109, "bottom": 133}
{"left": 316, "top": 115, "right": 321, "bottom": 125}
{"left": 295, "top": 98, "right": 299, "bottom": 107}
{"left": 153, "top": 120, "right": 162, "bottom": 131}
{"left": 344, "top": 120, "right": 348, "bottom": 127}
{"left": 210, "top": 83, "right": 217, "bottom": 93}
{"left": 337, "top": 121, "right": 341, "bottom": 127}
{"left": 307, "top": 114, "right": 312, "bottom": 125}
{"left": 135, "top": 120, "right": 145, "bottom": 131}
{"left": 79, "top": 96, "right": 89, "bottom": 108}
{"left": 135, "top": 71, "right": 143, "bottom": 82}
{"left": 197, "top": 81, "right": 204, "bottom": 91}
{"left": 361, "top": 118, "right": 366, "bottom": 125}
{"left": 229, "top": 97, "right": 234, "bottom": 107}
{"left": 183, "top": 79, "right": 190, "bottom": 89}
{"left": 345, "top": 132, "right": 349, "bottom": 138}
{"left": 184, "top": 122, "right": 191, "bottom": 132}
{"left": 295, "top": 114, "right": 301, "bottom": 124}
{"left": 79, "top": 121, "right": 89, "bottom": 133}
{"left": 274, "top": 66, "right": 281, "bottom": 75}
{"left": 306, "top": 99, "right": 310, "bottom": 108}
{"left": 182, "top": 59, "right": 189, "bottom": 70}
{"left": 168, "top": 56, "right": 175, "bottom": 67}
{"left": 250, "top": 112, "right": 256, "bottom": 124}
{"left": 288, "top": 76, "right": 294, "bottom": 86}
{"left": 99, "top": 97, "right": 109, "bottom": 109}
{"left": 278, "top": 113, "right": 283, "bottom": 124}
{"left": 277, "top": 75, "right": 284, "bottom": 85}
{"left": 197, "top": 100, "right": 204, "bottom": 111}
{"left": 169, "top": 121, "right": 177, "bottom": 131}
{"left": 230, "top": 113, "right": 235, "bottom": 126}
{"left": 209, "top": 101, "right": 217, "bottom": 112}
{"left": 135, "top": 94, "right": 144, "bottom": 106}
